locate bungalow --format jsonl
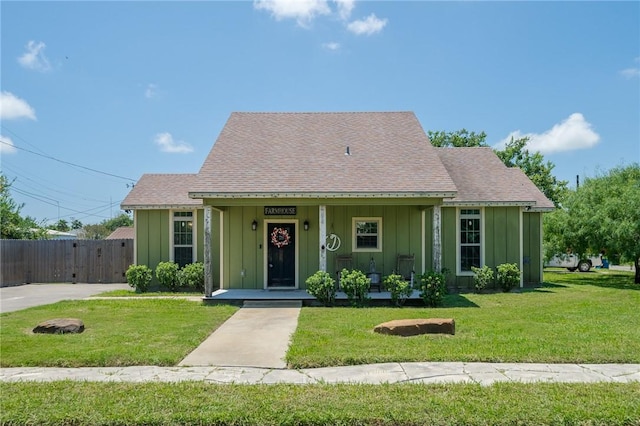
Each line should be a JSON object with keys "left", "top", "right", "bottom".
{"left": 121, "top": 112, "right": 554, "bottom": 296}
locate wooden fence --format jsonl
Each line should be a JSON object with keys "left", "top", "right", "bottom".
{"left": 0, "top": 239, "right": 133, "bottom": 286}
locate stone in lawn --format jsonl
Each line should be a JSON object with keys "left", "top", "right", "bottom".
{"left": 374, "top": 318, "right": 455, "bottom": 336}
{"left": 33, "top": 318, "right": 85, "bottom": 334}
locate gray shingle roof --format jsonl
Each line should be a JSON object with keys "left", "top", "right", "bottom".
{"left": 189, "top": 112, "right": 457, "bottom": 198}
{"left": 436, "top": 147, "right": 554, "bottom": 210}
{"left": 121, "top": 174, "right": 203, "bottom": 209}
{"left": 105, "top": 227, "right": 135, "bottom": 240}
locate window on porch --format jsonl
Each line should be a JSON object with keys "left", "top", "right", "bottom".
{"left": 352, "top": 217, "right": 382, "bottom": 252}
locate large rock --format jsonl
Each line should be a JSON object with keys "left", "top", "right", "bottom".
{"left": 374, "top": 318, "right": 455, "bottom": 336}
{"left": 33, "top": 318, "right": 85, "bottom": 334}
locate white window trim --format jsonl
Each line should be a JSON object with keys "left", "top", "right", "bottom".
{"left": 352, "top": 217, "right": 383, "bottom": 253}
{"left": 456, "top": 207, "right": 484, "bottom": 276}
{"left": 169, "top": 209, "right": 197, "bottom": 265}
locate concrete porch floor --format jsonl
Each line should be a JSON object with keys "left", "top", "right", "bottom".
{"left": 204, "top": 288, "right": 423, "bottom": 304}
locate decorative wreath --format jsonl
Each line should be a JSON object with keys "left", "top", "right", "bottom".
{"left": 270, "top": 227, "right": 291, "bottom": 248}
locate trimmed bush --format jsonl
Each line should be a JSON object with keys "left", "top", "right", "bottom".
{"left": 497, "top": 263, "right": 521, "bottom": 292}
{"left": 179, "top": 262, "right": 205, "bottom": 292}
{"left": 418, "top": 271, "right": 446, "bottom": 307}
{"left": 155, "top": 261, "right": 181, "bottom": 292}
{"left": 125, "top": 264, "right": 152, "bottom": 293}
{"left": 340, "top": 269, "right": 371, "bottom": 307}
{"left": 471, "top": 265, "right": 494, "bottom": 293}
{"left": 305, "top": 271, "right": 336, "bottom": 307}
{"left": 383, "top": 274, "right": 413, "bottom": 306}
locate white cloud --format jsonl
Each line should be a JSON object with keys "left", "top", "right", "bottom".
{"left": 322, "top": 42, "right": 341, "bottom": 51}
{"left": 347, "top": 13, "right": 387, "bottom": 35}
{"left": 18, "top": 40, "right": 51, "bottom": 72}
{"left": 620, "top": 68, "right": 640, "bottom": 79}
{"left": 0, "top": 135, "right": 17, "bottom": 155}
{"left": 495, "top": 113, "right": 600, "bottom": 154}
{"left": 334, "top": 0, "right": 354, "bottom": 20}
{"left": 154, "top": 132, "right": 193, "bottom": 154}
{"left": 0, "top": 91, "right": 37, "bottom": 120}
{"left": 145, "top": 83, "right": 158, "bottom": 99}
{"left": 254, "top": 0, "right": 331, "bottom": 27}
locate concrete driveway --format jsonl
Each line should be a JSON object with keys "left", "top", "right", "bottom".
{"left": 0, "top": 283, "right": 131, "bottom": 313}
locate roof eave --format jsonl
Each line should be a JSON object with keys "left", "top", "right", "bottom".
{"left": 189, "top": 191, "right": 458, "bottom": 199}
{"left": 121, "top": 204, "right": 203, "bottom": 210}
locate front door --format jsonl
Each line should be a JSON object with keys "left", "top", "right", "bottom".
{"left": 266, "top": 222, "right": 296, "bottom": 288}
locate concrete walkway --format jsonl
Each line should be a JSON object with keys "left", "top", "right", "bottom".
{"left": 2, "top": 363, "right": 639, "bottom": 385}
{"left": 179, "top": 301, "right": 302, "bottom": 368}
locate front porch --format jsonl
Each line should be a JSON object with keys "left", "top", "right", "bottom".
{"left": 204, "top": 288, "right": 424, "bottom": 306}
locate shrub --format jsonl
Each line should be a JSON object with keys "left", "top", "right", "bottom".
{"left": 496, "top": 263, "right": 521, "bottom": 292}
{"left": 418, "top": 270, "right": 446, "bottom": 307}
{"left": 383, "top": 274, "right": 413, "bottom": 306}
{"left": 155, "top": 261, "right": 181, "bottom": 292}
{"left": 305, "top": 271, "right": 336, "bottom": 307}
{"left": 125, "top": 264, "right": 152, "bottom": 293}
{"left": 339, "top": 269, "right": 371, "bottom": 307}
{"left": 179, "top": 262, "right": 205, "bottom": 292}
{"left": 471, "top": 265, "right": 494, "bottom": 293}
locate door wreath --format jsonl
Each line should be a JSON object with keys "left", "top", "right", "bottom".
{"left": 270, "top": 227, "right": 291, "bottom": 248}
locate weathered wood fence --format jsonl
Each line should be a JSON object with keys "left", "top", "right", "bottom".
{"left": 0, "top": 239, "right": 133, "bottom": 286}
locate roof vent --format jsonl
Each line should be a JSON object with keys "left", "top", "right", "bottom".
{"left": 345, "top": 146, "right": 351, "bottom": 156}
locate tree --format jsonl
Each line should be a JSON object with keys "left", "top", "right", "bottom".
{"left": 103, "top": 213, "right": 133, "bottom": 232}
{"left": 0, "top": 173, "right": 45, "bottom": 239}
{"left": 495, "top": 137, "right": 568, "bottom": 207}
{"left": 71, "top": 219, "right": 83, "bottom": 230}
{"left": 546, "top": 165, "right": 640, "bottom": 284}
{"left": 427, "top": 129, "right": 487, "bottom": 147}
{"left": 427, "top": 130, "right": 568, "bottom": 207}
{"left": 80, "top": 212, "right": 133, "bottom": 239}
{"left": 53, "top": 219, "right": 70, "bottom": 232}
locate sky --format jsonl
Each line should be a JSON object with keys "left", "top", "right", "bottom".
{"left": 1, "top": 0, "right": 639, "bottom": 226}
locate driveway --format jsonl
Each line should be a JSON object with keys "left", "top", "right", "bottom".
{"left": 0, "top": 283, "right": 131, "bottom": 313}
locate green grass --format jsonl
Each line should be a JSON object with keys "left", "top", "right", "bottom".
{"left": 287, "top": 270, "right": 640, "bottom": 367}
{"left": 94, "top": 289, "right": 204, "bottom": 297}
{"left": 2, "top": 381, "right": 639, "bottom": 425}
{"left": 0, "top": 299, "right": 238, "bottom": 367}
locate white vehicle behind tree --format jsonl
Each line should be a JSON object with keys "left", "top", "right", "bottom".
{"left": 544, "top": 253, "right": 604, "bottom": 272}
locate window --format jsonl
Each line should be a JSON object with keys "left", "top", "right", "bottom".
{"left": 459, "top": 209, "right": 481, "bottom": 272}
{"left": 352, "top": 217, "right": 382, "bottom": 252}
{"left": 173, "top": 211, "right": 193, "bottom": 267}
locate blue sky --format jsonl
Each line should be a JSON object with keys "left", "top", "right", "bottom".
{"left": 1, "top": 1, "right": 638, "bottom": 225}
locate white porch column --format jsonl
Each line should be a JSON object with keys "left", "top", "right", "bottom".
{"left": 433, "top": 205, "right": 442, "bottom": 273}
{"left": 204, "top": 206, "right": 213, "bottom": 297}
{"left": 319, "top": 205, "right": 327, "bottom": 272}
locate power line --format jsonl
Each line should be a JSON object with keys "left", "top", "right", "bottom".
{"left": 0, "top": 139, "right": 136, "bottom": 182}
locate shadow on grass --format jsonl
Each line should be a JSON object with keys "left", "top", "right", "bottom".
{"left": 544, "top": 270, "right": 638, "bottom": 291}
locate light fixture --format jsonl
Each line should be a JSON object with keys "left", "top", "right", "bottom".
{"left": 304, "top": 220, "right": 310, "bottom": 231}
{"left": 251, "top": 220, "right": 258, "bottom": 231}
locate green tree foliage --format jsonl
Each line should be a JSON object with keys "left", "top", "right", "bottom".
{"left": 0, "top": 173, "right": 45, "bottom": 239}
{"left": 71, "top": 219, "right": 83, "bottom": 230}
{"left": 53, "top": 219, "right": 70, "bottom": 232}
{"left": 81, "top": 212, "right": 133, "bottom": 239}
{"left": 427, "top": 129, "right": 487, "bottom": 147}
{"left": 548, "top": 165, "right": 640, "bottom": 283}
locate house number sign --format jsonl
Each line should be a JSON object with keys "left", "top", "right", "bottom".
{"left": 264, "top": 206, "right": 297, "bottom": 216}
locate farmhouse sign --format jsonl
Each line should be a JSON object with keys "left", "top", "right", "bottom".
{"left": 264, "top": 206, "right": 297, "bottom": 216}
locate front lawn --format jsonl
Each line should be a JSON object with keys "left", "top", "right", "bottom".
{"left": 287, "top": 270, "right": 640, "bottom": 368}
{"left": 0, "top": 299, "right": 238, "bottom": 367}
{"left": 2, "top": 381, "right": 639, "bottom": 425}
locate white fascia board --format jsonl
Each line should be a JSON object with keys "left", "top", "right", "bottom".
{"left": 189, "top": 191, "right": 457, "bottom": 199}
{"left": 443, "top": 201, "right": 535, "bottom": 207}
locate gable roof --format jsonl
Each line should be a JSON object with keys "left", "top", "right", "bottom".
{"left": 105, "top": 227, "right": 135, "bottom": 240}
{"left": 436, "top": 147, "right": 554, "bottom": 211}
{"left": 189, "top": 112, "right": 457, "bottom": 199}
{"left": 121, "top": 174, "right": 203, "bottom": 209}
